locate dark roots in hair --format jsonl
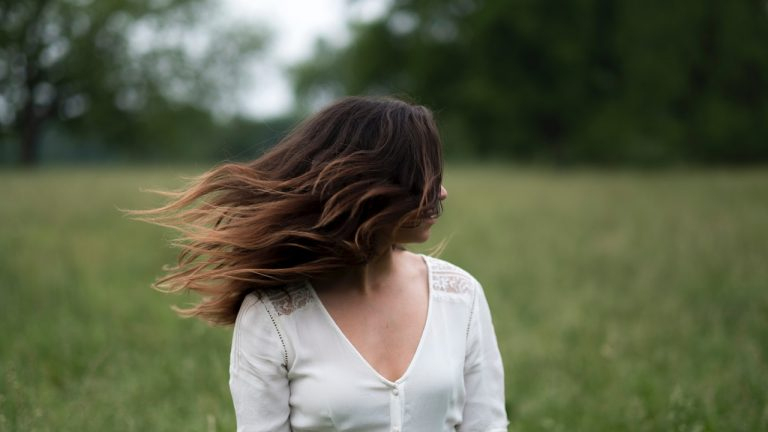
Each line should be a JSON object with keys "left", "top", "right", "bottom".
{"left": 129, "top": 96, "right": 444, "bottom": 325}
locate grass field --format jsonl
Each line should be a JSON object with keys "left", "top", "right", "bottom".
{"left": 1, "top": 165, "right": 767, "bottom": 431}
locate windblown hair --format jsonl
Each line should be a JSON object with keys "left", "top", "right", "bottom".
{"left": 132, "top": 96, "right": 444, "bottom": 325}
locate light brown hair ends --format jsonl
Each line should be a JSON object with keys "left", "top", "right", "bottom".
{"left": 130, "top": 96, "right": 444, "bottom": 325}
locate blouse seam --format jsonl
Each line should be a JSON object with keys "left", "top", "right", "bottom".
{"left": 262, "top": 301, "right": 289, "bottom": 368}
{"left": 466, "top": 282, "right": 479, "bottom": 341}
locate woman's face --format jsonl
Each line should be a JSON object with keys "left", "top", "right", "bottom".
{"left": 394, "top": 185, "right": 448, "bottom": 244}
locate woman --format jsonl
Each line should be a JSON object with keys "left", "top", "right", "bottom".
{"left": 140, "top": 96, "right": 508, "bottom": 431}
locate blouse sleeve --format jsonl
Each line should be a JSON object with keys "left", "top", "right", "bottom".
{"left": 229, "top": 296, "right": 291, "bottom": 432}
{"left": 459, "top": 281, "right": 509, "bottom": 432}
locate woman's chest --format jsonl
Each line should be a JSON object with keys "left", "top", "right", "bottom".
{"left": 284, "top": 302, "right": 470, "bottom": 431}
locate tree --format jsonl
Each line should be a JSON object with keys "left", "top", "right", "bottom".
{"left": 294, "top": 0, "right": 768, "bottom": 164}
{"left": 0, "top": 0, "right": 267, "bottom": 165}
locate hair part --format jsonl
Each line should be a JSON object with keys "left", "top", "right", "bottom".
{"left": 130, "top": 96, "right": 444, "bottom": 325}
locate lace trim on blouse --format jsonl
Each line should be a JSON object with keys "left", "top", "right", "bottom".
{"left": 264, "top": 283, "right": 313, "bottom": 316}
{"left": 428, "top": 257, "right": 476, "bottom": 296}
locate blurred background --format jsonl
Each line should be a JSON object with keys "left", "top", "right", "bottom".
{"left": 1, "top": 0, "right": 767, "bottom": 430}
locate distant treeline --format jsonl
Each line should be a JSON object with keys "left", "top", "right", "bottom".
{"left": 0, "top": 109, "right": 297, "bottom": 165}
{"left": 295, "top": 0, "right": 768, "bottom": 165}
{"left": 3, "top": 0, "right": 767, "bottom": 166}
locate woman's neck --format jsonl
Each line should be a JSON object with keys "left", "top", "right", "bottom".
{"left": 314, "top": 246, "right": 404, "bottom": 296}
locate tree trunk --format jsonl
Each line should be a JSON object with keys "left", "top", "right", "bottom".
{"left": 19, "top": 99, "right": 42, "bottom": 166}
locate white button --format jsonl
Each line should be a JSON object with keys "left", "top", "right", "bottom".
{"left": 392, "top": 387, "right": 399, "bottom": 396}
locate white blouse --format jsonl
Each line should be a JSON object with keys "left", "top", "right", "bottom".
{"left": 229, "top": 255, "right": 508, "bottom": 431}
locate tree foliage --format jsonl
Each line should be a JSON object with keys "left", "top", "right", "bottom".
{"left": 294, "top": 0, "right": 768, "bottom": 164}
{"left": 0, "top": 0, "right": 267, "bottom": 165}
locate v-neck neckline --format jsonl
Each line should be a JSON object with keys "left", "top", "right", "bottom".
{"left": 306, "top": 254, "right": 433, "bottom": 386}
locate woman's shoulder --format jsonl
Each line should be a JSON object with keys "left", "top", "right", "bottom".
{"left": 233, "top": 284, "right": 313, "bottom": 368}
{"left": 423, "top": 254, "right": 482, "bottom": 300}
{"left": 231, "top": 292, "right": 288, "bottom": 366}
{"left": 235, "top": 292, "right": 266, "bottom": 326}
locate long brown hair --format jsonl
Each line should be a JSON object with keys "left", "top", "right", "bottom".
{"left": 131, "top": 96, "right": 444, "bottom": 325}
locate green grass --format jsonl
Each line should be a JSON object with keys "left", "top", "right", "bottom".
{"left": 1, "top": 165, "right": 767, "bottom": 431}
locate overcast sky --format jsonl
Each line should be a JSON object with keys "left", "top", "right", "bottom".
{"left": 220, "top": 0, "right": 389, "bottom": 118}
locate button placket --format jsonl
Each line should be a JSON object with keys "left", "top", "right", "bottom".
{"left": 389, "top": 383, "right": 403, "bottom": 431}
